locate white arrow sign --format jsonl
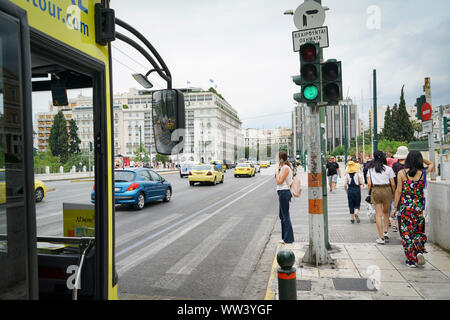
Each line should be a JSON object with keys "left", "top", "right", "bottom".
{"left": 293, "top": 1, "right": 326, "bottom": 30}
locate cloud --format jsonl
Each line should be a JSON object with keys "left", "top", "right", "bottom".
{"left": 110, "top": 0, "right": 450, "bottom": 129}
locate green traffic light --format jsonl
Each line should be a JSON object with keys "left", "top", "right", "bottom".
{"left": 303, "top": 85, "right": 318, "bottom": 101}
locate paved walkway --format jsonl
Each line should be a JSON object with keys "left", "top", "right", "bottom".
{"left": 265, "top": 172, "right": 450, "bottom": 300}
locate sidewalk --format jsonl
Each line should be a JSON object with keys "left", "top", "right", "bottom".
{"left": 265, "top": 168, "right": 450, "bottom": 300}
{"left": 265, "top": 241, "right": 450, "bottom": 300}
{"left": 35, "top": 168, "right": 179, "bottom": 182}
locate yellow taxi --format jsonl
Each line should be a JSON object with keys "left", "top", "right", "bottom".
{"left": 188, "top": 164, "right": 224, "bottom": 186}
{"left": 0, "top": 169, "right": 47, "bottom": 203}
{"left": 234, "top": 163, "right": 255, "bottom": 177}
{"left": 210, "top": 160, "right": 226, "bottom": 172}
{"left": 259, "top": 161, "right": 270, "bottom": 168}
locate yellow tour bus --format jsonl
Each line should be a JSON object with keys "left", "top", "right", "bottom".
{"left": 0, "top": 0, "right": 184, "bottom": 300}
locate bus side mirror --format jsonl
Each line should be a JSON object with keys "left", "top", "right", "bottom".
{"left": 152, "top": 89, "right": 185, "bottom": 155}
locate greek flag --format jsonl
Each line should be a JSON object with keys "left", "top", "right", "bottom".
{"left": 187, "top": 80, "right": 191, "bottom": 87}
{"left": 209, "top": 79, "right": 217, "bottom": 88}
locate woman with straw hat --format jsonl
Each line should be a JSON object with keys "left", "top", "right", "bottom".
{"left": 344, "top": 161, "right": 363, "bottom": 224}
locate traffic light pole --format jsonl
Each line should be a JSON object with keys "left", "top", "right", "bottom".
{"left": 303, "top": 104, "right": 332, "bottom": 265}
{"left": 320, "top": 106, "right": 332, "bottom": 250}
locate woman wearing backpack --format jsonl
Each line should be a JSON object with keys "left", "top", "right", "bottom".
{"left": 344, "top": 161, "right": 363, "bottom": 224}
{"left": 275, "top": 151, "right": 294, "bottom": 244}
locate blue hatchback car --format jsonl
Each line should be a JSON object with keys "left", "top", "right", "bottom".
{"left": 91, "top": 168, "right": 172, "bottom": 210}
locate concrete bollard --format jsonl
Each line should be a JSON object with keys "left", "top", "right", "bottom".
{"left": 45, "top": 166, "right": 50, "bottom": 174}
{"left": 277, "top": 249, "right": 297, "bottom": 300}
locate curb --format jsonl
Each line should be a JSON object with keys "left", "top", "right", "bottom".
{"left": 264, "top": 243, "right": 281, "bottom": 300}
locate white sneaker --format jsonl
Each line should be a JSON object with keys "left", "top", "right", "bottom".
{"left": 383, "top": 232, "right": 389, "bottom": 242}
{"left": 279, "top": 240, "right": 285, "bottom": 245}
{"left": 417, "top": 253, "right": 425, "bottom": 266}
{"left": 408, "top": 263, "right": 417, "bottom": 268}
{"left": 376, "top": 238, "right": 385, "bottom": 245}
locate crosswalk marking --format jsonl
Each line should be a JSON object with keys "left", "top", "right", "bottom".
{"left": 220, "top": 217, "right": 274, "bottom": 298}
{"left": 116, "top": 213, "right": 182, "bottom": 248}
{"left": 152, "top": 217, "right": 243, "bottom": 290}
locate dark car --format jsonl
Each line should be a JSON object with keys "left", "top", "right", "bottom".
{"left": 91, "top": 168, "right": 172, "bottom": 210}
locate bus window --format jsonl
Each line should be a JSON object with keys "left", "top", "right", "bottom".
{"left": 31, "top": 50, "right": 99, "bottom": 298}
{"left": 0, "top": 11, "right": 28, "bottom": 299}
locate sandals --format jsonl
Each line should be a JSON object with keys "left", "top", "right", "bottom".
{"left": 392, "top": 226, "right": 398, "bottom": 232}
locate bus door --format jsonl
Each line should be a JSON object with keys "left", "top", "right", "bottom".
{"left": 0, "top": 0, "right": 115, "bottom": 300}
{"left": 0, "top": 1, "right": 37, "bottom": 300}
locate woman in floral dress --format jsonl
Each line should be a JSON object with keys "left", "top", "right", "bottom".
{"left": 392, "top": 151, "right": 427, "bottom": 268}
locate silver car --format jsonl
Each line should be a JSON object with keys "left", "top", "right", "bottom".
{"left": 179, "top": 161, "right": 196, "bottom": 178}
{"left": 248, "top": 161, "right": 260, "bottom": 173}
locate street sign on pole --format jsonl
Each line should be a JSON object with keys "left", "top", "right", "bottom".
{"left": 292, "top": 26, "right": 329, "bottom": 52}
{"left": 293, "top": 1, "right": 326, "bottom": 30}
{"left": 421, "top": 102, "right": 432, "bottom": 122}
{"left": 423, "top": 120, "right": 433, "bottom": 133}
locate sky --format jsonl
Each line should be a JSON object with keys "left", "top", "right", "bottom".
{"left": 34, "top": 0, "right": 450, "bottom": 130}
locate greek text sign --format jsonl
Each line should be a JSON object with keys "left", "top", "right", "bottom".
{"left": 293, "top": 26, "right": 329, "bottom": 52}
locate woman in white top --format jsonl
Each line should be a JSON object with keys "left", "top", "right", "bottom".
{"left": 275, "top": 151, "right": 294, "bottom": 244}
{"left": 367, "top": 151, "right": 396, "bottom": 245}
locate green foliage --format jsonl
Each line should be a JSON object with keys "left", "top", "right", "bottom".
{"left": 48, "top": 111, "right": 69, "bottom": 164}
{"left": 34, "top": 151, "right": 61, "bottom": 173}
{"left": 208, "top": 87, "right": 225, "bottom": 101}
{"left": 381, "top": 106, "right": 392, "bottom": 140}
{"left": 68, "top": 119, "right": 81, "bottom": 155}
{"left": 378, "top": 139, "right": 408, "bottom": 154}
{"left": 154, "top": 153, "right": 169, "bottom": 163}
{"left": 395, "top": 85, "right": 414, "bottom": 142}
{"left": 329, "top": 145, "right": 345, "bottom": 156}
{"left": 63, "top": 154, "right": 92, "bottom": 172}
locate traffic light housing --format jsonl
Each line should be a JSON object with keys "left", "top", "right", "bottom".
{"left": 294, "top": 42, "right": 321, "bottom": 104}
{"left": 415, "top": 95, "right": 426, "bottom": 121}
{"left": 321, "top": 59, "right": 342, "bottom": 104}
{"left": 444, "top": 116, "right": 449, "bottom": 135}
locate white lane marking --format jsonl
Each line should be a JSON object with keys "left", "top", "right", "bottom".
{"left": 116, "top": 213, "right": 182, "bottom": 248}
{"left": 116, "top": 176, "right": 273, "bottom": 275}
{"left": 152, "top": 217, "right": 243, "bottom": 290}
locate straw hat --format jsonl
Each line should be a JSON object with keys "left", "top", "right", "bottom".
{"left": 347, "top": 161, "right": 360, "bottom": 174}
{"left": 394, "top": 146, "right": 409, "bottom": 160}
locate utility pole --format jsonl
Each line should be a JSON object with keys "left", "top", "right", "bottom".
{"left": 373, "top": 69, "right": 378, "bottom": 152}
{"left": 320, "top": 106, "right": 331, "bottom": 250}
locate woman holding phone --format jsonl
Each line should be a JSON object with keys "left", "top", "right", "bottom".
{"left": 275, "top": 151, "right": 294, "bottom": 244}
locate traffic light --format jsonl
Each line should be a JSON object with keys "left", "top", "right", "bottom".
{"left": 295, "top": 42, "right": 321, "bottom": 104}
{"left": 321, "top": 59, "right": 342, "bottom": 104}
{"left": 444, "top": 116, "right": 449, "bottom": 135}
{"left": 415, "top": 95, "right": 426, "bottom": 121}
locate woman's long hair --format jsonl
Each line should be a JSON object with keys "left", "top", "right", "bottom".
{"left": 405, "top": 151, "right": 424, "bottom": 178}
{"left": 369, "top": 150, "right": 387, "bottom": 173}
{"left": 279, "top": 151, "right": 293, "bottom": 170}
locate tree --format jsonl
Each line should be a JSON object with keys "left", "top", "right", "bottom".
{"left": 154, "top": 153, "right": 169, "bottom": 163}
{"left": 411, "top": 120, "right": 423, "bottom": 140}
{"left": 68, "top": 119, "right": 81, "bottom": 155}
{"left": 48, "top": 111, "right": 69, "bottom": 163}
{"left": 208, "top": 87, "right": 225, "bottom": 101}
{"left": 396, "top": 85, "right": 414, "bottom": 142}
{"left": 381, "top": 106, "right": 392, "bottom": 140}
{"left": 390, "top": 104, "right": 400, "bottom": 140}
